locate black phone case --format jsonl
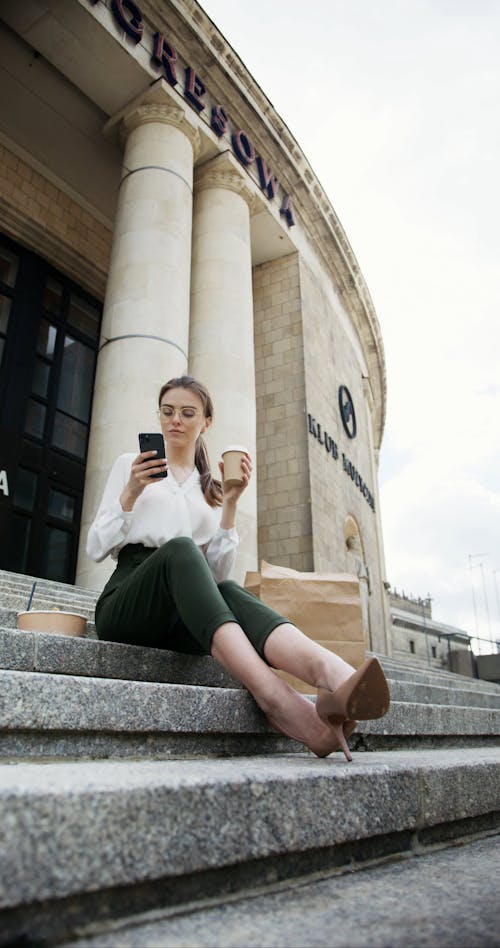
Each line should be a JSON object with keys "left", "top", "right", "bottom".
{"left": 138, "top": 433, "right": 167, "bottom": 478}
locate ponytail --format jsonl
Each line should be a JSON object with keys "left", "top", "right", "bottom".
{"left": 195, "top": 435, "right": 223, "bottom": 508}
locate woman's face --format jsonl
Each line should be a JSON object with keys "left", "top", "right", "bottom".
{"left": 158, "top": 386, "right": 210, "bottom": 448}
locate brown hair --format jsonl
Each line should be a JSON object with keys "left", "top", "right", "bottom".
{"left": 158, "top": 376, "right": 223, "bottom": 508}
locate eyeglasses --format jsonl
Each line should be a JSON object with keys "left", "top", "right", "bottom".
{"left": 157, "top": 407, "right": 200, "bottom": 420}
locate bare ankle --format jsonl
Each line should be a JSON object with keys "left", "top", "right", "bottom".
{"left": 317, "top": 657, "right": 356, "bottom": 693}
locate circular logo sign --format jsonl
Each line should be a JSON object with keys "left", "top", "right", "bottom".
{"left": 338, "top": 385, "right": 357, "bottom": 439}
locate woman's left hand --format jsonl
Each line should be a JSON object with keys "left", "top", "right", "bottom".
{"left": 219, "top": 453, "right": 252, "bottom": 525}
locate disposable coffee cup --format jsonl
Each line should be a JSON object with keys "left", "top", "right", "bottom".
{"left": 221, "top": 444, "right": 248, "bottom": 488}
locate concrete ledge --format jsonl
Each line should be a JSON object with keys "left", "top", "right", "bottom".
{"left": 379, "top": 657, "right": 500, "bottom": 694}
{"left": 0, "top": 670, "right": 264, "bottom": 734}
{"left": 0, "top": 568, "right": 99, "bottom": 601}
{"left": 0, "top": 730, "right": 296, "bottom": 760}
{"left": 388, "top": 678, "right": 500, "bottom": 709}
{"left": 2, "top": 632, "right": 500, "bottom": 713}
{"left": 49, "top": 834, "right": 500, "bottom": 948}
{"left": 1, "top": 669, "right": 499, "bottom": 760}
{"left": 0, "top": 628, "right": 240, "bottom": 688}
{"left": 0, "top": 749, "right": 498, "bottom": 912}
{"left": 2, "top": 670, "right": 500, "bottom": 740}
{"left": 366, "top": 701, "right": 500, "bottom": 736}
{"left": 0, "top": 573, "right": 98, "bottom": 619}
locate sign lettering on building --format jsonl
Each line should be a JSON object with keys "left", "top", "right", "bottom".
{"left": 0, "top": 470, "right": 9, "bottom": 498}
{"left": 89, "top": 0, "right": 296, "bottom": 226}
{"left": 307, "top": 414, "right": 375, "bottom": 511}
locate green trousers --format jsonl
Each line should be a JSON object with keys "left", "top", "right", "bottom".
{"left": 95, "top": 537, "right": 287, "bottom": 658}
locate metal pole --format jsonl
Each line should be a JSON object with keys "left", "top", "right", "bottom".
{"left": 469, "top": 553, "right": 490, "bottom": 652}
{"left": 479, "top": 562, "right": 492, "bottom": 645}
{"left": 468, "top": 555, "right": 479, "bottom": 643}
{"left": 493, "top": 569, "right": 500, "bottom": 653}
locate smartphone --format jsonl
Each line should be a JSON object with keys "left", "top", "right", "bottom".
{"left": 138, "top": 432, "right": 168, "bottom": 478}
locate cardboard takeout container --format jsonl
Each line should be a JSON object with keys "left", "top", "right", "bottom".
{"left": 17, "top": 610, "right": 87, "bottom": 637}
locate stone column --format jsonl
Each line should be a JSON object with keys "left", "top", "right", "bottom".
{"left": 189, "top": 154, "right": 257, "bottom": 582}
{"left": 77, "top": 83, "right": 200, "bottom": 588}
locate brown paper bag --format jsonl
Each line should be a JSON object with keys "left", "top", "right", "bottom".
{"left": 244, "top": 560, "right": 366, "bottom": 693}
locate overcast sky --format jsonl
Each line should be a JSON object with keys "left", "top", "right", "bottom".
{"left": 201, "top": 0, "right": 500, "bottom": 646}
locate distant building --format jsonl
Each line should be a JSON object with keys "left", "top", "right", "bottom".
{"left": 389, "top": 590, "right": 475, "bottom": 676}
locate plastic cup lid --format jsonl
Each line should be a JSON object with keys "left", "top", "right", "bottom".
{"left": 222, "top": 444, "right": 248, "bottom": 454}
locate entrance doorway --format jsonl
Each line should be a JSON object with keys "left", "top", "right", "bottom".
{"left": 0, "top": 233, "right": 102, "bottom": 583}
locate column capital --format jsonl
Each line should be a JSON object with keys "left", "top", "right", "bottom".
{"left": 104, "top": 79, "right": 201, "bottom": 157}
{"left": 194, "top": 153, "right": 257, "bottom": 211}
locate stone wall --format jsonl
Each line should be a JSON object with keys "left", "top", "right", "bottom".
{"left": 253, "top": 253, "right": 313, "bottom": 571}
{"left": 299, "top": 251, "right": 390, "bottom": 654}
{"left": 0, "top": 143, "right": 111, "bottom": 297}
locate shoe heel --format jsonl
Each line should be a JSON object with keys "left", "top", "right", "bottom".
{"left": 332, "top": 724, "right": 353, "bottom": 762}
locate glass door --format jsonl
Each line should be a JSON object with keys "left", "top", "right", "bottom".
{"left": 0, "top": 233, "right": 102, "bottom": 583}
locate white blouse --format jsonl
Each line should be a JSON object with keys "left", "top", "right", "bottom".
{"left": 86, "top": 453, "right": 238, "bottom": 583}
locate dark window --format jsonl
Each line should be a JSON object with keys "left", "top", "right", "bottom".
{"left": 25, "top": 399, "right": 47, "bottom": 439}
{"left": 43, "top": 277, "right": 63, "bottom": 316}
{"left": 0, "top": 295, "right": 11, "bottom": 333}
{"left": 41, "top": 525, "right": 72, "bottom": 582}
{"left": 36, "top": 319, "right": 57, "bottom": 359}
{"left": 0, "top": 247, "right": 19, "bottom": 287}
{"left": 68, "top": 292, "right": 100, "bottom": 340}
{"left": 409, "top": 640, "right": 415, "bottom": 654}
{"left": 52, "top": 411, "right": 88, "bottom": 459}
{"left": 31, "top": 358, "right": 51, "bottom": 398}
{"left": 48, "top": 488, "right": 75, "bottom": 524}
{"left": 57, "top": 336, "right": 94, "bottom": 422}
{"left": 0, "top": 289, "right": 13, "bottom": 369}
{"left": 0, "top": 232, "right": 102, "bottom": 583}
{"left": 13, "top": 468, "right": 38, "bottom": 513}
{"left": 9, "top": 515, "right": 32, "bottom": 573}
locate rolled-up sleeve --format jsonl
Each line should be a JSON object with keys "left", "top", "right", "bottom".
{"left": 86, "top": 456, "right": 134, "bottom": 562}
{"left": 205, "top": 526, "right": 239, "bottom": 582}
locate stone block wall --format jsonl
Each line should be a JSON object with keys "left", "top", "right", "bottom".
{"left": 252, "top": 253, "right": 313, "bottom": 570}
{"left": 0, "top": 143, "right": 111, "bottom": 297}
{"left": 298, "top": 252, "right": 390, "bottom": 654}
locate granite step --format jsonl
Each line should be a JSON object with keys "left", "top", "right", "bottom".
{"left": 0, "top": 567, "right": 98, "bottom": 637}
{"left": 3, "top": 568, "right": 497, "bottom": 692}
{"left": 0, "top": 667, "right": 499, "bottom": 761}
{"left": 0, "top": 627, "right": 240, "bottom": 688}
{"left": 1, "top": 749, "right": 499, "bottom": 944}
{"left": 58, "top": 834, "right": 500, "bottom": 948}
{"left": 0, "top": 667, "right": 291, "bottom": 759}
{"left": 2, "top": 628, "right": 500, "bottom": 713}
{"left": 1, "top": 575, "right": 480, "bottom": 683}
{"left": 378, "top": 656, "right": 498, "bottom": 692}
{"left": 0, "top": 568, "right": 99, "bottom": 607}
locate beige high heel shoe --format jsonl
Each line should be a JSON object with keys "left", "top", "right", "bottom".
{"left": 316, "top": 657, "right": 390, "bottom": 761}
{"left": 267, "top": 715, "right": 358, "bottom": 759}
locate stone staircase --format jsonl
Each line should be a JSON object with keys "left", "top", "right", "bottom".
{"left": 0, "top": 567, "right": 499, "bottom": 946}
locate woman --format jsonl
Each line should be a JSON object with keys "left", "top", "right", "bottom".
{"left": 87, "top": 376, "right": 390, "bottom": 760}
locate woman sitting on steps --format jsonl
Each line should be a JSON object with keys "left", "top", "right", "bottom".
{"left": 87, "top": 375, "right": 390, "bottom": 760}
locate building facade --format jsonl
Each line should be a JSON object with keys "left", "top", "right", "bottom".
{"left": 390, "top": 590, "right": 474, "bottom": 675}
{"left": 0, "top": 0, "right": 391, "bottom": 655}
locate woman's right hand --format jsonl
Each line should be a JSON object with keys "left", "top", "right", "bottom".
{"left": 119, "top": 451, "right": 168, "bottom": 511}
